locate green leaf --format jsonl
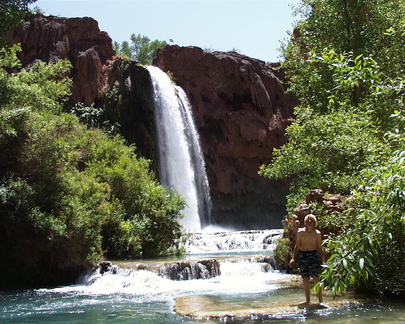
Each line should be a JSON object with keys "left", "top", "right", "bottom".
{"left": 342, "top": 258, "right": 348, "bottom": 269}
{"left": 359, "top": 258, "right": 364, "bottom": 270}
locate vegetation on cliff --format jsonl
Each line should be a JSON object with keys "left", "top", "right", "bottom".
{"left": 0, "top": 0, "right": 35, "bottom": 46}
{"left": 259, "top": 0, "right": 405, "bottom": 296}
{"left": 113, "top": 34, "right": 167, "bottom": 65}
{"left": 0, "top": 7, "right": 185, "bottom": 287}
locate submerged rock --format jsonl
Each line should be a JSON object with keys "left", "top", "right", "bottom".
{"left": 174, "top": 289, "right": 366, "bottom": 320}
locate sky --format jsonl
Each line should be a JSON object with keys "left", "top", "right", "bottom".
{"left": 29, "top": 0, "right": 301, "bottom": 63}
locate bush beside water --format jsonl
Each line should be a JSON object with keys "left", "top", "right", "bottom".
{"left": 0, "top": 45, "right": 185, "bottom": 288}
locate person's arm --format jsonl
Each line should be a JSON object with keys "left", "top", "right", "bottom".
{"left": 316, "top": 231, "right": 324, "bottom": 263}
{"left": 290, "top": 231, "right": 301, "bottom": 266}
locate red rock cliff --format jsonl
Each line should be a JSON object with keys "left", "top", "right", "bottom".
{"left": 6, "top": 14, "right": 161, "bottom": 180}
{"left": 155, "top": 46, "right": 298, "bottom": 228}
{"left": 5, "top": 13, "right": 116, "bottom": 105}
{"left": 7, "top": 14, "right": 298, "bottom": 229}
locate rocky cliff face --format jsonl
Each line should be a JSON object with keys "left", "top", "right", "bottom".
{"left": 7, "top": 14, "right": 298, "bottom": 229}
{"left": 154, "top": 46, "right": 297, "bottom": 228}
{"left": 6, "top": 13, "right": 115, "bottom": 106}
{"left": 6, "top": 13, "right": 159, "bottom": 171}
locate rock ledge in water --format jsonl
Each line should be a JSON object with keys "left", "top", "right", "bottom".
{"left": 174, "top": 289, "right": 367, "bottom": 319}
{"left": 114, "top": 258, "right": 221, "bottom": 280}
{"left": 159, "top": 259, "right": 221, "bottom": 280}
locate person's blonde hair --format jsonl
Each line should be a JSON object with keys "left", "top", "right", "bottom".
{"left": 304, "top": 214, "right": 318, "bottom": 227}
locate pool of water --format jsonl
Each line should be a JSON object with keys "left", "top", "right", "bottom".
{"left": 1, "top": 287, "right": 404, "bottom": 323}
{"left": 1, "top": 230, "right": 404, "bottom": 323}
{"left": 1, "top": 259, "right": 404, "bottom": 323}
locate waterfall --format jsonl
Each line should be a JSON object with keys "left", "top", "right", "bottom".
{"left": 184, "top": 229, "right": 283, "bottom": 254}
{"left": 147, "top": 66, "right": 212, "bottom": 232}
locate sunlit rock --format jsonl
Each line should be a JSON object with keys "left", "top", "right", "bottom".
{"left": 174, "top": 290, "right": 367, "bottom": 319}
{"left": 154, "top": 45, "right": 298, "bottom": 228}
{"left": 159, "top": 259, "right": 221, "bottom": 280}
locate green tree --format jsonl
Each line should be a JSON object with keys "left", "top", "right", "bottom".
{"left": 0, "top": 45, "right": 185, "bottom": 288}
{"left": 260, "top": 0, "right": 405, "bottom": 295}
{"left": 259, "top": 49, "right": 394, "bottom": 208}
{"left": 283, "top": 0, "right": 404, "bottom": 113}
{"left": 321, "top": 139, "right": 405, "bottom": 296}
{"left": 261, "top": 0, "right": 405, "bottom": 204}
{"left": 0, "top": 46, "right": 72, "bottom": 112}
{"left": 0, "top": 0, "right": 36, "bottom": 45}
{"left": 114, "top": 34, "right": 167, "bottom": 65}
{"left": 113, "top": 40, "right": 132, "bottom": 58}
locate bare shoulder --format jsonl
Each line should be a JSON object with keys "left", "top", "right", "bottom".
{"left": 297, "top": 228, "right": 305, "bottom": 236}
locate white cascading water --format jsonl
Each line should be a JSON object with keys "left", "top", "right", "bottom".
{"left": 147, "top": 66, "right": 212, "bottom": 232}
{"left": 185, "top": 229, "right": 283, "bottom": 254}
{"left": 72, "top": 230, "right": 288, "bottom": 295}
{"left": 27, "top": 230, "right": 297, "bottom": 323}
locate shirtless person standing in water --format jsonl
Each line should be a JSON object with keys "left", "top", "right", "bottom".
{"left": 290, "top": 214, "right": 325, "bottom": 306}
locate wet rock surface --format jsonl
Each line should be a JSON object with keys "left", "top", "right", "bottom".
{"left": 174, "top": 281, "right": 367, "bottom": 320}
{"left": 159, "top": 259, "right": 221, "bottom": 280}
{"left": 113, "top": 254, "right": 277, "bottom": 281}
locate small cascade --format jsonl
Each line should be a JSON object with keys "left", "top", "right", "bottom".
{"left": 185, "top": 229, "right": 283, "bottom": 254}
{"left": 77, "top": 255, "right": 279, "bottom": 288}
{"left": 148, "top": 66, "right": 212, "bottom": 231}
{"left": 76, "top": 264, "right": 171, "bottom": 295}
{"left": 159, "top": 259, "right": 221, "bottom": 281}
{"left": 75, "top": 229, "right": 283, "bottom": 288}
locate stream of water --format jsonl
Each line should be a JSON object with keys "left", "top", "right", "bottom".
{"left": 2, "top": 67, "right": 403, "bottom": 323}
{"left": 148, "top": 65, "right": 212, "bottom": 231}
{"left": 1, "top": 229, "right": 404, "bottom": 323}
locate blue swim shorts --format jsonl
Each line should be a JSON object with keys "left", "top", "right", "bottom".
{"left": 299, "top": 250, "right": 321, "bottom": 278}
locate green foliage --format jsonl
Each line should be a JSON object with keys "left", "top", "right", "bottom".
{"left": 274, "top": 237, "right": 291, "bottom": 269}
{"left": 114, "top": 34, "right": 167, "bottom": 65}
{"left": 282, "top": 0, "right": 404, "bottom": 113}
{"left": 70, "top": 102, "right": 121, "bottom": 136}
{"left": 261, "top": 0, "right": 405, "bottom": 204}
{"left": 285, "top": 0, "right": 404, "bottom": 73}
{"left": 322, "top": 148, "right": 405, "bottom": 296}
{"left": 0, "top": 44, "right": 185, "bottom": 287}
{"left": 259, "top": 104, "right": 389, "bottom": 199}
{"left": 0, "top": 45, "right": 72, "bottom": 113}
{"left": 0, "top": 0, "right": 36, "bottom": 45}
{"left": 274, "top": 222, "right": 294, "bottom": 271}
{"left": 261, "top": 0, "right": 405, "bottom": 295}
{"left": 113, "top": 40, "right": 132, "bottom": 58}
